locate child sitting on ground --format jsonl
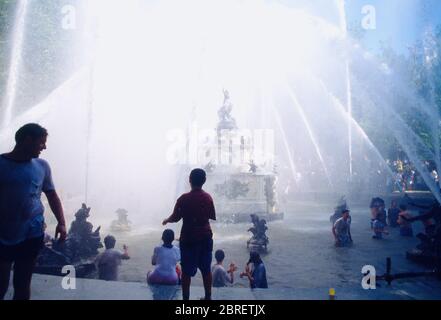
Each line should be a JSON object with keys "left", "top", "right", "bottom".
{"left": 212, "top": 249, "right": 237, "bottom": 287}
{"left": 240, "top": 251, "right": 268, "bottom": 289}
{"left": 332, "top": 209, "right": 353, "bottom": 247}
{"left": 95, "top": 235, "right": 130, "bottom": 281}
{"left": 147, "top": 229, "right": 181, "bottom": 285}
{"left": 371, "top": 205, "right": 389, "bottom": 239}
{"left": 372, "top": 219, "right": 389, "bottom": 239}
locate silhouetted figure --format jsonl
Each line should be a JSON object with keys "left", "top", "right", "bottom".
{"left": 95, "top": 235, "right": 129, "bottom": 281}
{"left": 163, "top": 168, "right": 216, "bottom": 300}
{"left": 0, "top": 124, "right": 66, "bottom": 300}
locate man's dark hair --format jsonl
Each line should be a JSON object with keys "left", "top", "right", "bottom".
{"left": 215, "top": 249, "right": 225, "bottom": 263}
{"left": 342, "top": 209, "right": 350, "bottom": 215}
{"left": 162, "top": 229, "right": 175, "bottom": 247}
{"left": 190, "top": 168, "right": 206, "bottom": 187}
{"left": 104, "top": 235, "right": 116, "bottom": 249}
{"left": 248, "top": 251, "right": 263, "bottom": 265}
{"left": 15, "top": 123, "right": 48, "bottom": 144}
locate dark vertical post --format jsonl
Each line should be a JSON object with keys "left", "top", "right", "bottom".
{"left": 386, "top": 257, "right": 392, "bottom": 285}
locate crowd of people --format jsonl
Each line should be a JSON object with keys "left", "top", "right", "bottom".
{"left": 3, "top": 123, "right": 439, "bottom": 301}
{"left": 330, "top": 195, "right": 431, "bottom": 247}
{"left": 388, "top": 159, "right": 440, "bottom": 192}
{"left": 0, "top": 124, "right": 267, "bottom": 300}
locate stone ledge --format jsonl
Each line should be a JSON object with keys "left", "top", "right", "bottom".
{"left": 4, "top": 274, "right": 441, "bottom": 300}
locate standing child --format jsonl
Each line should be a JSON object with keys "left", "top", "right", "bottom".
{"left": 163, "top": 168, "right": 216, "bottom": 300}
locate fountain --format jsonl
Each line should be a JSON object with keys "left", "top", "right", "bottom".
{"left": 1, "top": 0, "right": 29, "bottom": 130}
{"left": 1, "top": 0, "right": 441, "bottom": 299}
{"left": 198, "top": 89, "right": 284, "bottom": 223}
{"left": 0, "top": 0, "right": 440, "bottom": 225}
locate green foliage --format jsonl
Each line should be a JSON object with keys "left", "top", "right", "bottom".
{"left": 353, "top": 26, "right": 441, "bottom": 160}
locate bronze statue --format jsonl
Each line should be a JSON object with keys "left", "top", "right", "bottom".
{"left": 248, "top": 160, "right": 258, "bottom": 174}
{"left": 61, "top": 203, "right": 102, "bottom": 262}
{"left": 217, "top": 89, "right": 238, "bottom": 133}
{"left": 247, "top": 214, "right": 269, "bottom": 252}
{"left": 110, "top": 208, "right": 132, "bottom": 232}
{"left": 35, "top": 203, "right": 102, "bottom": 277}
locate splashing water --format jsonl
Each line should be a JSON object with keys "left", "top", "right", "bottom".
{"left": 1, "top": 0, "right": 441, "bottom": 224}
{"left": 283, "top": 83, "right": 333, "bottom": 187}
{"left": 1, "top": 0, "right": 29, "bottom": 130}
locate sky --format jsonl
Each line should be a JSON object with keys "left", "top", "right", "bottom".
{"left": 346, "top": 0, "right": 441, "bottom": 53}
{"left": 277, "top": 0, "right": 441, "bottom": 54}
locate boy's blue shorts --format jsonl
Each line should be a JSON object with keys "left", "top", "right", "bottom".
{"left": 180, "top": 238, "right": 213, "bottom": 277}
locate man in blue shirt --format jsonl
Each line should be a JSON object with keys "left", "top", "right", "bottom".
{"left": 0, "top": 123, "right": 67, "bottom": 300}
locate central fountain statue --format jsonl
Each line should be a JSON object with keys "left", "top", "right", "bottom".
{"left": 200, "top": 89, "right": 284, "bottom": 223}
{"left": 216, "top": 89, "right": 238, "bottom": 134}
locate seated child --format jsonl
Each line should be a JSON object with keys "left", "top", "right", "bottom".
{"left": 147, "top": 229, "right": 181, "bottom": 285}
{"left": 397, "top": 204, "right": 413, "bottom": 237}
{"left": 371, "top": 205, "right": 389, "bottom": 239}
{"left": 240, "top": 251, "right": 268, "bottom": 289}
{"left": 212, "top": 249, "right": 237, "bottom": 287}
{"left": 372, "top": 219, "right": 389, "bottom": 239}
{"left": 332, "top": 209, "right": 353, "bottom": 247}
{"left": 95, "top": 235, "right": 130, "bottom": 281}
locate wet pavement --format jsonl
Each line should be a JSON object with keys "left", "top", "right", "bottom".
{"left": 13, "top": 200, "right": 441, "bottom": 300}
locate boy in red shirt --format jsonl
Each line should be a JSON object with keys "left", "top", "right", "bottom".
{"left": 163, "top": 168, "right": 216, "bottom": 300}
